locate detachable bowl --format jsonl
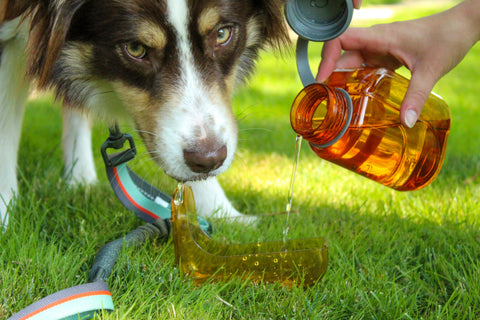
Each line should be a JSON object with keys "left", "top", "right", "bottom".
{"left": 171, "top": 185, "right": 328, "bottom": 286}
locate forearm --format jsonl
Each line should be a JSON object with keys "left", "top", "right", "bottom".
{"left": 453, "top": 0, "right": 480, "bottom": 47}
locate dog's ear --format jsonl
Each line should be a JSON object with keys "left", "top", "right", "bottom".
{"left": 26, "top": 0, "right": 88, "bottom": 87}
{"left": 0, "top": 0, "right": 31, "bottom": 23}
{"left": 256, "top": 0, "right": 291, "bottom": 50}
{"left": 0, "top": 0, "right": 9, "bottom": 23}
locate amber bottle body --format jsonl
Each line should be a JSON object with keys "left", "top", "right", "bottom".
{"left": 291, "top": 68, "right": 450, "bottom": 191}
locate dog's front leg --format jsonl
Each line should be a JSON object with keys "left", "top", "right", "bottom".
{"left": 186, "top": 177, "right": 255, "bottom": 224}
{"left": 186, "top": 177, "right": 240, "bottom": 217}
{"left": 62, "top": 107, "right": 97, "bottom": 186}
{"left": 0, "top": 21, "right": 30, "bottom": 229}
{"left": 0, "top": 87, "right": 27, "bottom": 229}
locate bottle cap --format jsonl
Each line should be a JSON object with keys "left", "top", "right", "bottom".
{"left": 285, "top": 0, "right": 353, "bottom": 42}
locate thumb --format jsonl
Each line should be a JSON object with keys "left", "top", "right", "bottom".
{"left": 400, "top": 69, "right": 437, "bottom": 128}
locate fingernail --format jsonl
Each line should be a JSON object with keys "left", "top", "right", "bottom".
{"left": 354, "top": 0, "right": 363, "bottom": 9}
{"left": 405, "top": 109, "right": 418, "bottom": 128}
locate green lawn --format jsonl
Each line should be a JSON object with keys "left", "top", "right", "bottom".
{"left": 2, "top": 2, "right": 480, "bottom": 319}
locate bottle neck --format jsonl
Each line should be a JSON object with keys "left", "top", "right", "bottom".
{"left": 290, "top": 83, "right": 352, "bottom": 148}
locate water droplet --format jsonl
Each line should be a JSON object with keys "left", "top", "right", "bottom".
{"left": 174, "top": 183, "right": 184, "bottom": 206}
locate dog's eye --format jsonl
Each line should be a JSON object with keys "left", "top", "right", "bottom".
{"left": 216, "top": 27, "right": 232, "bottom": 46}
{"left": 123, "top": 42, "right": 148, "bottom": 60}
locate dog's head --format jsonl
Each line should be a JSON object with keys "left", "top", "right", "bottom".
{"left": 5, "top": 0, "right": 289, "bottom": 182}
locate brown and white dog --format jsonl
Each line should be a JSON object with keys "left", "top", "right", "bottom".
{"left": 0, "top": 1, "right": 289, "bottom": 228}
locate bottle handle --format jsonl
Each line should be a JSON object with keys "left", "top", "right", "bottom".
{"left": 296, "top": 37, "right": 316, "bottom": 87}
{"left": 296, "top": 37, "right": 353, "bottom": 148}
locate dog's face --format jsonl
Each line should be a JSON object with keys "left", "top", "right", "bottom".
{"left": 6, "top": 0, "right": 288, "bottom": 181}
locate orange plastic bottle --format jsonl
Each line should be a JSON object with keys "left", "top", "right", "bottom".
{"left": 290, "top": 68, "right": 450, "bottom": 191}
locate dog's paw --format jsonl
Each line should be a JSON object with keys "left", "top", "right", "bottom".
{"left": 186, "top": 178, "right": 257, "bottom": 226}
{"left": 211, "top": 208, "right": 258, "bottom": 226}
{"left": 62, "top": 107, "right": 98, "bottom": 187}
{"left": 65, "top": 165, "right": 98, "bottom": 187}
{"left": 0, "top": 205, "right": 9, "bottom": 231}
{"left": 0, "top": 190, "right": 14, "bottom": 231}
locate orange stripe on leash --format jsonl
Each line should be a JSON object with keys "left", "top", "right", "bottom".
{"left": 112, "top": 166, "right": 159, "bottom": 219}
{"left": 19, "top": 290, "right": 112, "bottom": 320}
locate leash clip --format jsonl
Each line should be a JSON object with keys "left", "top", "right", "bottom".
{"left": 101, "top": 129, "right": 137, "bottom": 168}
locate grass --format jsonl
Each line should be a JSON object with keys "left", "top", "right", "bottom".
{"left": 2, "top": 1, "right": 480, "bottom": 319}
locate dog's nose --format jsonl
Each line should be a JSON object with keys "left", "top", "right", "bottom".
{"left": 183, "top": 144, "right": 227, "bottom": 174}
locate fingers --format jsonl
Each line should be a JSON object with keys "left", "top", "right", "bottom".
{"left": 400, "top": 68, "right": 436, "bottom": 128}
{"left": 317, "top": 27, "right": 396, "bottom": 82}
{"left": 353, "top": 0, "right": 362, "bottom": 10}
{"left": 333, "top": 51, "right": 366, "bottom": 69}
{"left": 316, "top": 39, "right": 342, "bottom": 82}
{"left": 316, "top": 28, "right": 370, "bottom": 82}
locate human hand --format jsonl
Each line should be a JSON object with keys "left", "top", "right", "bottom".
{"left": 317, "top": 0, "right": 480, "bottom": 127}
{"left": 352, "top": 0, "right": 362, "bottom": 9}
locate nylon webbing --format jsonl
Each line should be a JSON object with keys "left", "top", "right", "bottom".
{"left": 7, "top": 282, "right": 114, "bottom": 320}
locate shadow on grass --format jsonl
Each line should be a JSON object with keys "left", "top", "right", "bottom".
{"left": 220, "top": 175, "right": 480, "bottom": 318}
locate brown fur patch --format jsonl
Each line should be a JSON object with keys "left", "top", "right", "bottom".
{"left": 137, "top": 21, "right": 167, "bottom": 49}
{"left": 245, "top": 16, "right": 263, "bottom": 48}
{"left": 27, "top": 1, "right": 88, "bottom": 88}
{"left": 0, "top": 1, "right": 7, "bottom": 23}
{"left": 1, "top": 0, "right": 30, "bottom": 23}
{"left": 110, "top": 80, "right": 159, "bottom": 146}
{"left": 198, "top": 7, "right": 221, "bottom": 36}
{"left": 223, "top": 61, "right": 240, "bottom": 98}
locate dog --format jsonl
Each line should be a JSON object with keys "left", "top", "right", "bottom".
{"left": 0, "top": 0, "right": 290, "bottom": 229}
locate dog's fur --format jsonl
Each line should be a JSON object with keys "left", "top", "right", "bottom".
{"left": 0, "top": 0, "right": 289, "bottom": 228}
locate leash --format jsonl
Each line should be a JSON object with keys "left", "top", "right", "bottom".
{"left": 100, "top": 124, "right": 172, "bottom": 222}
{"left": 7, "top": 125, "right": 176, "bottom": 320}
{"left": 6, "top": 282, "right": 114, "bottom": 320}
{"left": 99, "top": 125, "right": 211, "bottom": 231}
